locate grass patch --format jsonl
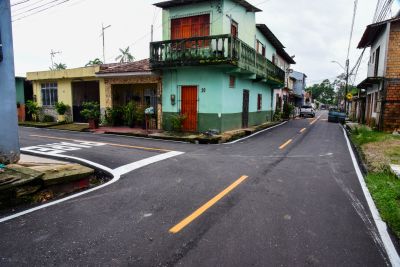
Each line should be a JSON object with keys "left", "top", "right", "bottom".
{"left": 350, "top": 126, "right": 400, "bottom": 238}
{"left": 365, "top": 171, "right": 400, "bottom": 238}
{"left": 48, "top": 123, "right": 89, "bottom": 132}
{"left": 19, "top": 121, "right": 60, "bottom": 128}
{"left": 350, "top": 126, "right": 394, "bottom": 146}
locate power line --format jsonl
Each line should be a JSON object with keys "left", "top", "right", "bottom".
{"left": 346, "top": 0, "right": 358, "bottom": 61}
{"left": 13, "top": 0, "right": 65, "bottom": 17}
{"left": 12, "top": 0, "right": 47, "bottom": 12}
{"left": 11, "top": 0, "right": 30, "bottom": 7}
{"left": 12, "top": 0, "right": 71, "bottom": 21}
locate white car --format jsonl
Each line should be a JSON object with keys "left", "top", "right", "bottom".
{"left": 300, "top": 105, "right": 315, "bottom": 118}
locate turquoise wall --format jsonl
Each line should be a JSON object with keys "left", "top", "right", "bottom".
{"left": 222, "top": 0, "right": 256, "bottom": 47}
{"left": 15, "top": 77, "right": 25, "bottom": 104}
{"left": 162, "top": 67, "right": 273, "bottom": 132}
{"left": 255, "top": 28, "right": 277, "bottom": 62}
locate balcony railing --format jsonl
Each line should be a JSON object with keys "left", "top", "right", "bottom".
{"left": 150, "top": 34, "right": 285, "bottom": 85}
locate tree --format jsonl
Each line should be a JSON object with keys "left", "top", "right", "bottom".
{"left": 50, "top": 63, "right": 67, "bottom": 70}
{"left": 85, "top": 58, "right": 103, "bottom": 66}
{"left": 115, "top": 46, "right": 134, "bottom": 63}
{"left": 306, "top": 79, "right": 336, "bottom": 105}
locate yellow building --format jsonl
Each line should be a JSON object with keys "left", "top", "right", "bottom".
{"left": 26, "top": 59, "right": 162, "bottom": 128}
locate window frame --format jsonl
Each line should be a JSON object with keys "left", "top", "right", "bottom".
{"left": 257, "top": 94, "right": 262, "bottom": 111}
{"left": 41, "top": 82, "right": 58, "bottom": 107}
{"left": 229, "top": 75, "right": 236, "bottom": 88}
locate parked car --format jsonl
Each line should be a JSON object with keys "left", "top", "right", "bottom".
{"left": 300, "top": 105, "right": 315, "bottom": 118}
{"left": 328, "top": 108, "right": 346, "bottom": 124}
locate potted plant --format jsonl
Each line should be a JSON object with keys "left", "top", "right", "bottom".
{"left": 123, "top": 101, "right": 137, "bottom": 128}
{"left": 55, "top": 101, "right": 69, "bottom": 122}
{"left": 80, "top": 101, "right": 100, "bottom": 129}
{"left": 26, "top": 100, "right": 41, "bottom": 122}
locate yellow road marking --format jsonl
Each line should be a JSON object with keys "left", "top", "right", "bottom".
{"left": 169, "top": 175, "right": 249, "bottom": 234}
{"left": 279, "top": 139, "right": 293, "bottom": 150}
{"left": 300, "top": 128, "right": 307, "bottom": 133}
{"left": 29, "top": 135, "right": 172, "bottom": 153}
{"left": 310, "top": 118, "right": 319, "bottom": 125}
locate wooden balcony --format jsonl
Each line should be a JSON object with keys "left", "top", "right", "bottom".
{"left": 150, "top": 34, "right": 285, "bottom": 85}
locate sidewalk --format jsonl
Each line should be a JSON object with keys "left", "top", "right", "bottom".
{"left": 0, "top": 154, "right": 96, "bottom": 209}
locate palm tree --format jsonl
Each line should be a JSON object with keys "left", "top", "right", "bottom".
{"left": 115, "top": 46, "right": 134, "bottom": 63}
{"left": 50, "top": 63, "right": 67, "bottom": 70}
{"left": 85, "top": 58, "right": 103, "bottom": 66}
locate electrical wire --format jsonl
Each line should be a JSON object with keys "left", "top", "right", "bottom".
{"left": 13, "top": 0, "right": 65, "bottom": 17}
{"left": 12, "top": 0, "right": 47, "bottom": 12}
{"left": 346, "top": 0, "right": 358, "bottom": 62}
{"left": 12, "top": 0, "right": 71, "bottom": 22}
{"left": 11, "top": 0, "right": 30, "bottom": 7}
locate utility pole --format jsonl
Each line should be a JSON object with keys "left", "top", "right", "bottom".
{"left": 101, "top": 23, "right": 111, "bottom": 63}
{"left": 50, "top": 49, "right": 61, "bottom": 68}
{"left": 151, "top": 25, "right": 154, "bottom": 42}
{"left": 0, "top": 0, "right": 20, "bottom": 164}
{"left": 345, "top": 59, "right": 350, "bottom": 113}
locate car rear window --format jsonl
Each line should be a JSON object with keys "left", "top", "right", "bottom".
{"left": 302, "top": 106, "right": 312, "bottom": 109}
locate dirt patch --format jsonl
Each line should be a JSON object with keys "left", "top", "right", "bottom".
{"left": 362, "top": 139, "right": 400, "bottom": 172}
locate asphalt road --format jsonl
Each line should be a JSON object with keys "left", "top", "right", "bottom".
{"left": 0, "top": 111, "right": 392, "bottom": 266}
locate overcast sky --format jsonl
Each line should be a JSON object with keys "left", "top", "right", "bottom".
{"left": 10, "top": 0, "right": 400, "bottom": 85}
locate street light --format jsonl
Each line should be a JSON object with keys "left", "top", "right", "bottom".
{"left": 331, "top": 60, "right": 346, "bottom": 71}
{"left": 331, "top": 60, "right": 350, "bottom": 113}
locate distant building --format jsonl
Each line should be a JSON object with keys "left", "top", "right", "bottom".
{"left": 290, "top": 71, "right": 307, "bottom": 107}
{"left": 15, "top": 77, "right": 33, "bottom": 122}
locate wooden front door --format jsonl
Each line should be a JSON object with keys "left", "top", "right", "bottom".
{"left": 181, "top": 86, "right": 198, "bottom": 132}
{"left": 242, "top": 89, "right": 249, "bottom": 128}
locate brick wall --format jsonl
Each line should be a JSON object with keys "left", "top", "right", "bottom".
{"left": 383, "top": 21, "right": 400, "bottom": 131}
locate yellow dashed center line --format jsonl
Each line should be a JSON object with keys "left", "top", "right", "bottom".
{"left": 169, "top": 175, "right": 249, "bottom": 234}
{"left": 279, "top": 139, "right": 293, "bottom": 150}
{"left": 29, "top": 135, "right": 172, "bottom": 153}
{"left": 300, "top": 128, "right": 307, "bottom": 133}
{"left": 310, "top": 118, "right": 319, "bottom": 125}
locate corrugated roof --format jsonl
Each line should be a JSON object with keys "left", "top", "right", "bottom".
{"left": 256, "top": 24, "right": 295, "bottom": 64}
{"left": 154, "top": 0, "right": 262, "bottom": 12}
{"left": 98, "top": 59, "right": 152, "bottom": 74}
{"left": 358, "top": 17, "right": 400, "bottom": 48}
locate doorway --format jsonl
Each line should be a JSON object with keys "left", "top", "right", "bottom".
{"left": 242, "top": 89, "right": 249, "bottom": 128}
{"left": 181, "top": 86, "right": 198, "bottom": 132}
{"left": 72, "top": 81, "right": 100, "bottom": 123}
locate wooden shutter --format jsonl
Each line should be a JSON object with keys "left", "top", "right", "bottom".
{"left": 171, "top": 14, "right": 210, "bottom": 40}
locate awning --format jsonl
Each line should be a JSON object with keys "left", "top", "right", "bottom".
{"left": 357, "top": 76, "right": 383, "bottom": 89}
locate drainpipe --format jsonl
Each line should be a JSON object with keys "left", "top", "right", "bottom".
{"left": 0, "top": 0, "right": 20, "bottom": 164}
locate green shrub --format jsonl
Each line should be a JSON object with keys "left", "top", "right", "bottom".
{"left": 123, "top": 101, "right": 137, "bottom": 127}
{"left": 55, "top": 102, "right": 68, "bottom": 115}
{"left": 41, "top": 115, "right": 54, "bottom": 122}
{"left": 282, "top": 103, "right": 294, "bottom": 119}
{"left": 26, "top": 100, "right": 41, "bottom": 122}
{"left": 170, "top": 114, "right": 186, "bottom": 132}
{"left": 104, "top": 107, "right": 124, "bottom": 126}
{"left": 273, "top": 108, "right": 282, "bottom": 121}
{"left": 135, "top": 106, "right": 146, "bottom": 128}
{"left": 80, "top": 102, "right": 100, "bottom": 121}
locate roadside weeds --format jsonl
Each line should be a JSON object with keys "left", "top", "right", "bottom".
{"left": 348, "top": 125, "right": 400, "bottom": 240}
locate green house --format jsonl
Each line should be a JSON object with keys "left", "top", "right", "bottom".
{"left": 151, "top": 0, "right": 295, "bottom": 133}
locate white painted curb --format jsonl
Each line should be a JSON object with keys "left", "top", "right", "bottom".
{"left": 0, "top": 150, "right": 184, "bottom": 223}
{"left": 343, "top": 128, "right": 400, "bottom": 266}
{"left": 225, "top": 121, "right": 288, "bottom": 144}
